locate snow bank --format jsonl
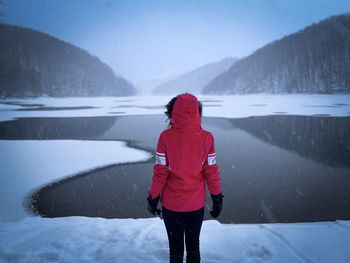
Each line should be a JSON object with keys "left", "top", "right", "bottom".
{"left": 0, "top": 216, "right": 349, "bottom": 263}
{"left": 0, "top": 140, "right": 152, "bottom": 222}
{"left": 0, "top": 94, "right": 349, "bottom": 122}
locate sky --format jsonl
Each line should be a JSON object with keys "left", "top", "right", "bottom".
{"left": 1, "top": 0, "right": 350, "bottom": 84}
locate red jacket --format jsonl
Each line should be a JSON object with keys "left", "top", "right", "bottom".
{"left": 149, "top": 94, "right": 221, "bottom": 212}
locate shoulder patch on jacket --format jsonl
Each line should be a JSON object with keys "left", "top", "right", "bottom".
{"left": 207, "top": 153, "right": 216, "bottom": 165}
{"left": 155, "top": 152, "right": 166, "bottom": 165}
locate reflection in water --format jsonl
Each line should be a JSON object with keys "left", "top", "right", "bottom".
{"left": 17, "top": 106, "right": 98, "bottom": 111}
{"left": 111, "top": 105, "right": 165, "bottom": 110}
{"left": 1, "top": 115, "right": 349, "bottom": 223}
{"left": 0, "top": 116, "right": 117, "bottom": 140}
{"left": 230, "top": 116, "right": 350, "bottom": 167}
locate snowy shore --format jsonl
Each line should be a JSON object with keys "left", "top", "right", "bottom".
{"left": 1, "top": 216, "right": 350, "bottom": 263}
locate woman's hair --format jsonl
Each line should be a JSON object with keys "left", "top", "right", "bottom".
{"left": 165, "top": 94, "right": 202, "bottom": 124}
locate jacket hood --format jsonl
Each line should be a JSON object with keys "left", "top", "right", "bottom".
{"left": 171, "top": 93, "right": 201, "bottom": 131}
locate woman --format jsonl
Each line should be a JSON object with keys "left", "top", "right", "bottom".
{"left": 147, "top": 93, "right": 223, "bottom": 263}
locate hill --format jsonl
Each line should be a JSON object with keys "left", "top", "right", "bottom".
{"left": 203, "top": 14, "right": 350, "bottom": 94}
{"left": 153, "top": 57, "right": 237, "bottom": 95}
{"left": 0, "top": 24, "right": 136, "bottom": 97}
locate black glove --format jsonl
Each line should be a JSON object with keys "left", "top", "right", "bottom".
{"left": 147, "top": 195, "right": 161, "bottom": 216}
{"left": 210, "top": 193, "right": 224, "bottom": 218}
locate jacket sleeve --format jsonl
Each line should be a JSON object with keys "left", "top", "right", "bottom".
{"left": 202, "top": 133, "right": 221, "bottom": 195}
{"left": 148, "top": 132, "right": 170, "bottom": 199}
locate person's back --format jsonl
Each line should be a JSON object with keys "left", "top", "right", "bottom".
{"left": 157, "top": 126, "right": 219, "bottom": 212}
{"left": 147, "top": 93, "right": 223, "bottom": 263}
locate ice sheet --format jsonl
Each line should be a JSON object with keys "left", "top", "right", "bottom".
{"left": 0, "top": 140, "right": 152, "bottom": 222}
{"left": 0, "top": 95, "right": 349, "bottom": 122}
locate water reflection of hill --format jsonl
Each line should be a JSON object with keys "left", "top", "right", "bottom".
{"left": 230, "top": 116, "right": 350, "bottom": 167}
{"left": 1, "top": 114, "right": 349, "bottom": 223}
{"left": 0, "top": 117, "right": 117, "bottom": 140}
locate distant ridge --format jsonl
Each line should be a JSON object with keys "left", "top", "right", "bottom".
{"left": 0, "top": 24, "right": 136, "bottom": 97}
{"left": 203, "top": 13, "right": 350, "bottom": 94}
{"left": 136, "top": 74, "right": 179, "bottom": 95}
{"left": 153, "top": 57, "right": 237, "bottom": 95}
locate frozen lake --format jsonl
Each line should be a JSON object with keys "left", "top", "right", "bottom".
{"left": 0, "top": 109, "right": 349, "bottom": 223}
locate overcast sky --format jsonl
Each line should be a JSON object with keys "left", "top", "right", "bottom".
{"left": 2, "top": 0, "right": 350, "bottom": 83}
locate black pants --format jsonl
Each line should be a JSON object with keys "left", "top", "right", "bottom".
{"left": 162, "top": 206, "right": 204, "bottom": 263}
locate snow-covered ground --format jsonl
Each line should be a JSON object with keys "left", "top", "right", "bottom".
{"left": 0, "top": 140, "right": 152, "bottom": 222}
{"left": 0, "top": 95, "right": 350, "bottom": 262}
{"left": 1, "top": 217, "right": 350, "bottom": 262}
{"left": 0, "top": 94, "right": 349, "bottom": 122}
